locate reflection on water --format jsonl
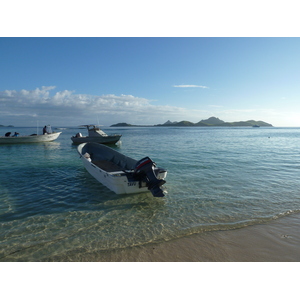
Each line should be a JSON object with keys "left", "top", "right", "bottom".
{"left": 42, "top": 141, "right": 61, "bottom": 150}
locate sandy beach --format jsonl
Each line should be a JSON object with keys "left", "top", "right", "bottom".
{"left": 67, "top": 212, "right": 300, "bottom": 262}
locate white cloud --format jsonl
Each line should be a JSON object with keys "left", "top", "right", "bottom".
{"left": 0, "top": 86, "right": 198, "bottom": 126}
{"left": 173, "top": 85, "right": 209, "bottom": 88}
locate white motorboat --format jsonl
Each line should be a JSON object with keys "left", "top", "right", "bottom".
{"left": 0, "top": 126, "right": 61, "bottom": 144}
{"left": 71, "top": 125, "right": 121, "bottom": 145}
{"left": 77, "top": 142, "right": 167, "bottom": 197}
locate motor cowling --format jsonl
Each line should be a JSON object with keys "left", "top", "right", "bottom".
{"left": 134, "top": 157, "right": 166, "bottom": 197}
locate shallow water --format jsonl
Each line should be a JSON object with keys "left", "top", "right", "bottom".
{"left": 1, "top": 126, "right": 300, "bottom": 261}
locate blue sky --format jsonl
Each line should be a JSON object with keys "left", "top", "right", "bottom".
{"left": 1, "top": 37, "right": 300, "bottom": 127}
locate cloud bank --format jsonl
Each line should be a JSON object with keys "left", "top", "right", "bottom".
{"left": 0, "top": 86, "right": 199, "bottom": 126}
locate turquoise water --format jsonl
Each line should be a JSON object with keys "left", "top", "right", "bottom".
{"left": 1, "top": 126, "right": 300, "bottom": 261}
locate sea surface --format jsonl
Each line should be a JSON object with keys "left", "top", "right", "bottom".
{"left": 1, "top": 126, "right": 300, "bottom": 261}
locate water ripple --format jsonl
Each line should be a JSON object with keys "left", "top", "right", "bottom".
{"left": 1, "top": 126, "right": 300, "bottom": 260}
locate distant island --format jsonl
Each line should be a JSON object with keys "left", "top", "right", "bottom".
{"left": 111, "top": 122, "right": 136, "bottom": 127}
{"left": 0, "top": 125, "right": 14, "bottom": 127}
{"left": 111, "top": 117, "right": 273, "bottom": 127}
{"left": 110, "top": 122, "right": 152, "bottom": 127}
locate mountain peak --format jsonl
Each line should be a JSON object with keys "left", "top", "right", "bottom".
{"left": 164, "top": 120, "right": 178, "bottom": 125}
{"left": 199, "top": 117, "right": 225, "bottom": 125}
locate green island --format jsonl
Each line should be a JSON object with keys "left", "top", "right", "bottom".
{"left": 110, "top": 117, "right": 273, "bottom": 127}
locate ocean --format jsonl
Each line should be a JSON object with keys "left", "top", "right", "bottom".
{"left": 1, "top": 125, "right": 300, "bottom": 261}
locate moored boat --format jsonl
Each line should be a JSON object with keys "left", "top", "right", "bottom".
{"left": 71, "top": 125, "right": 121, "bottom": 145}
{"left": 77, "top": 142, "right": 167, "bottom": 197}
{"left": 0, "top": 125, "right": 61, "bottom": 144}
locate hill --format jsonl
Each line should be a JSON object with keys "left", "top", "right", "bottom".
{"left": 197, "top": 117, "right": 225, "bottom": 126}
{"left": 157, "top": 120, "right": 205, "bottom": 126}
{"left": 111, "top": 117, "right": 273, "bottom": 127}
{"left": 110, "top": 122, "right": 133, "bottom": 127}
{"left": 156, "top": 117, "right": 272, "bottom": 127}
{"left": 110, "top": 123, "right": 152, "bottom": 127}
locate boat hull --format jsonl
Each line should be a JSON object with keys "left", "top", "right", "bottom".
{"left": 77, "top": 143, "right": 167, "bottom": 195}
{"left": 71, "top": 135, "right": 121, "bottom": 145}
{"left": 0, "top": 132, "right": 62, "bottom": 144}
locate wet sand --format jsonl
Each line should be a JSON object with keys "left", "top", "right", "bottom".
{"left": 84, "top": 213, "right": 300, "bottom": 262}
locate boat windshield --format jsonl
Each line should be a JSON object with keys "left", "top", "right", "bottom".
{"left": 46, "top": 125, "right": 53, "bottom": 133}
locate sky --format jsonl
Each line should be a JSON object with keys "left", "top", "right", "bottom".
{"left": 1, "top": 4, "right": 300, "bottom": 127}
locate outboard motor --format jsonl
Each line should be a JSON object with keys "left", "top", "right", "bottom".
{"left": 134, "top": 157, "right": 166, "bottom": 197}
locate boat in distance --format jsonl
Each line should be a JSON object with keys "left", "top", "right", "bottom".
{"left": 77, "top": 142, "right": 167, "bottom": 197}
{"left": 71, "top": 125, "right": 121, "bottom": 145}
{"left": 0, "top": 125, "right": 61, "bottom": 144}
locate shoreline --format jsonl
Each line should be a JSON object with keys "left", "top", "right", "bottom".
{"left": 68, "top": 212, "right": 300, "bottom": 262}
